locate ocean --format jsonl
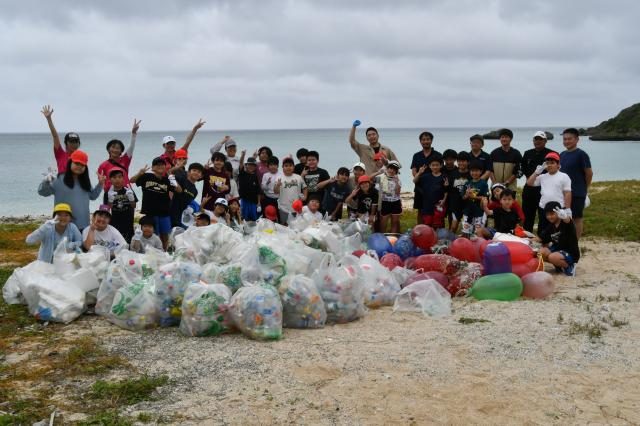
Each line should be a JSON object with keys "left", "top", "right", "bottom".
{"left": 1, "top": 127, "right": 638, "bottom": 217}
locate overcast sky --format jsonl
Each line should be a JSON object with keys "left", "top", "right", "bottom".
{"left": 1, "top": 0, "right": 638, "bottom": 132}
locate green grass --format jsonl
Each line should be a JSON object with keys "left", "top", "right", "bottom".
{"left": 89, "top": 375, "right": 169, "bottom": 407}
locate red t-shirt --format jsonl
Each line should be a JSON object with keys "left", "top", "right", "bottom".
{"left": 54, "top": 145, "right": 69, "bottom": 174}
{"left": 98, "top": 154, "right": 133, "bottom": 191}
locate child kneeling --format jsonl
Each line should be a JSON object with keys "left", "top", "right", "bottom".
{"left": 532, "top": 201, "right": 580, "bottom": 277}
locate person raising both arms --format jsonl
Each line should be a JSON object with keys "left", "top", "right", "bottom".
{"left": 348, "top": 120, "right": 400, "bottom": 175}
{"left": 97, "top": 118, "right": 142, "bottom": 198}
{"left": 559, "top": 128, "right": 593, "bottom": 239}
{"left": 38, "top": 150, "right": 105, "bottom": 231}
{"left": 158, "top": 118, "right": 206, "bottom": 170}
{"left": 40, "top": 105, "right": 81, "bottom": 175}
{"left": 210, "top": 136, "right": 240, "bottom": 182}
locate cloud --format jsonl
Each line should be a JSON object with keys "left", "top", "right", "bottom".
{"left": 0, "top": 0, "right": 638, "bottom": 132}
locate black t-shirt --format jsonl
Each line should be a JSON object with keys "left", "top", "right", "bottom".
{"left": 170, "top": 171, "right": 198, "bottom": 226}
{"left": 110, "top": 187, "right": 134, "bottom": 242}
{"left": 410, "top": 149, "right": 442, "bottom": 191}
{"left": 492, "top": 208, "right": 521, "bottom": 233}
{"left": 322, "top": 182, "right": 350, "bottom": 216}
{"left": 136, "top": 173, "right": 172, "bottom": 216}
{"left": 540, "top": 220, "right": 580, "bottom": 262}
{"left": 294, "top": 163, "right": 307, "bottom": 176}
{"left": 469, "top": 150, "right": 493, "bottom": 172}
{"left": 417, "top": 173, "right": 447, "bottom": 214}
{"left": 304, "top": 168, "right": 331, "bottom": 202}
{"left": 238, "top": 169, "right": 260, "bottom": 203}
{"left": 448, "top": 169, "right": 470, "bottom": 211}
{"left": 521, "top": 148, "right": 555, "bottom": 178}
{"left": 356, "top": 188, "right": 379, "bottom": 214}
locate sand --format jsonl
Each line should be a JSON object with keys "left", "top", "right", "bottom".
{"left": 53, "top": 238, "right": 638, "bottom": 425}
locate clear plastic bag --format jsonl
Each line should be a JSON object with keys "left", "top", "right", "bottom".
{"left": 358, "top": 254, "right": 401, "bottom": 308}
{"left": 108, "top": 277, "right": 158, "bottom": 331}
{"left": 279, "top": 275, "right": 326, "bottom": 329}
{"left": 239, "top": 246, "right": 287, "bottom": 288}
{"left": 154, "top": 260, "right": 203, "bottom": 327}
{"left": 96, "top": 251, "right": 146, "bottom": 316}
{"left": 179, "top": 283, "right": 233, "bottom": 337}
{"left": 393, "top": 279, "right": 451, "bottom": 318}
{"left": 228, "top": 284, "right": 283, "bottom": 340}
{"left": 312, "top": 254, "right": 366, "bottom": 324}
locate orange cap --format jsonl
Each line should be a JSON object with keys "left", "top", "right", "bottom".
{"left": 175, "top": 148, "right": 188, "bottom": 159}
{"left": 265, "top": 205, "right": 278, "bottom": 221}
{"left": 358, "top": 175, "right": 371, "bottom": 184}
{"left": 69, "top": 150, "right": 88, "bottom": 166}
{"left": 545, "top": 152, "right": 560, "bottom": 162}
{"left": 373, "top": 152, "right": 386, "bottom": 161}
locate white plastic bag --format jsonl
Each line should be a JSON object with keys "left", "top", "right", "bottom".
{"left": 393, "top": 279, "right": 451, "bottom": 318}
{"left": 179, "top": 283, "right": 232, "bottom": 337}
{"left": 19, "top": 273, "right": 86, "bottom": 323}
{"left": 3, "top": 260, "right": 54, "bottom": 305}
{"left": 53, "top": 237, "right": 78, "bottom": 278}
{"left": 77, "top": 246, "right": 111, "bottom": 282}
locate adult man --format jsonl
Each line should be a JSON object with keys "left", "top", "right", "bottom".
{"left": 41, "top": 105, "right": 81, "bottom": 174}
{"left": 490, "top": 128, "right": 522, "bottom": 192}
{"left": 410, "top": 131, "right": 442, "bottom": 225}
{"left": 348, "top": 120, "right": 399, "bottom": 175}
{"left": 159, "top": 118, "right": 205, "bottom": 170}
{"left": 82, "top": 205, "right": 127, "bottom": 258}
{"left": 210, "top": 136, "right": 240, "bottom": 182}
{"left": 468, "top": 134, "right": 492, "bottom": 180}
{"left": 560, "top": 128, "right": 593, "bottom": 239}
{"left": 520, "top": 131, "right": 555, "bottom": 232}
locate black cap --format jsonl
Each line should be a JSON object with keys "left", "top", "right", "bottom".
{"left": 245, "top": 157, "right": 257, "bottom": 165}
{"left": 544, "top": 201, "right": 562, "bottom": 214}
{"left": 469, "top": 134, "right": 484, "bottom": 143}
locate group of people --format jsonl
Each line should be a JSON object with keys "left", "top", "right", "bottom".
{"left": 27, "top": 105, "right": 592, "bottom": 276}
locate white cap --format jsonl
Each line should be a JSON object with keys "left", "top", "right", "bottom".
{"left": 214, "top": 198, "right": 228, "bottom": 207}
{"left": 162, "top": 135, "right": 177, "bottom": 144}
{"left": 533, "top": 131, "right": 547, "bottom": 139}
{"left": 387, "top": 160, "right": 401, "bottom": 169}
{"left": 352, "top": 162, "right": 366, "bottom": 172}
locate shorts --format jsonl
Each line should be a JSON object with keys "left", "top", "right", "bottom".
{"left": 485, "top": 227, "right": 497, "bottom": 238}
{"left": 551, "top": 248, "right": 576, "bottom": 267}
{"left": 421, "top": 207, "right": 446, "bottom": 228}
{"left": 381, "top": 200, "right": 402, "bottom": 216}
{"left": 241, "top": 199, "right": 258, "bottom": 221}
{"left": 571, "top": 196, "right": 586, "bottom": 218}
{"left": 413, "top": 189, "right": 423, "bottom": 209}
{"left": 152, "top": 215, "right": 172, "bottom": 235}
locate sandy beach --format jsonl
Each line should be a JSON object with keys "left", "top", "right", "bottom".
{"left": 8, "top": 238, "right": 633, "bottom": 424}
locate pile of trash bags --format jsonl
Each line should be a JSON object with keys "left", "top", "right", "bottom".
{"left": 4, "top": 218, "right": 478, "bottom": 341}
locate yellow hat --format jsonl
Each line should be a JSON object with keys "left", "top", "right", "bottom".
{"left": 53, "top": 203, "right": 73, "bottom": 216}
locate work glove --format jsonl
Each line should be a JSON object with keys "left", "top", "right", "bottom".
{"left": 534, "top": 164, "right": 546, "bottom": 175}
{"left": 107, "top": 188, "right": 117, "bottom": 203}
{"left": 257, "top": 205, "right": 262, "bottom": 214}
{"left": 554, "top": 207, "right": 572, "bottom": 220}
{"left": 353, "top": 119, "right": 361, "bottom": 127}
{"left": 168, "top": 174, "right": 178, "bottom": 187}
{"left": 125, "top": 187, "right": 135, "bottom": 202}
{"left": 132, "top": 226, "right": 142, "bottom": 241}
{"left": 45, "top": 218, "right": 59, "bottom": 227}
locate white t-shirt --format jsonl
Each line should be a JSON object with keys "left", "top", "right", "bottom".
{"left": 261, "top": 171, "right": 283, "bottom": 199}
{"left": 82, "top": 224, "right": 127, "bottom": 254}
{"left": 376, "top": 173, "right": 401, "bottom": 202}
{"left": 302, "top": 206, "right": 323, "bottom": 222}
{"left": 226, "top": 179, "right": 239, "bottom": 201}
{"left": 278, "top": 174, "right": 306, "bottom": 213}
{"left": 534, "top": 171, "right": 572, "bottom": 208}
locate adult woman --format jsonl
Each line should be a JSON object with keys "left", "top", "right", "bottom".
{"left": 97, "top": 119, "right": 141, "bottom": 196}
{"left": 38, "top": 150, "right": 105, "bottom": 230}
{"left": 25, "top": 203, "right": 82, "bottom": 263}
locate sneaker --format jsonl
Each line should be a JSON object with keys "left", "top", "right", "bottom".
{"left": 562, "top": 264, "right": 576, "bottom": 277}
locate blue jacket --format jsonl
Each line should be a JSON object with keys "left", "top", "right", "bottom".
{"left": 25, "top": 221, "right": 83, "bottom": 263}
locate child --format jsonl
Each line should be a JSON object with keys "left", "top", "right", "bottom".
{"left": 224, "top": 161, "right": 240, "bottom": 201}
{"left": 344, "top": 175, "right": 378, "bottom": 228}
{"left": 442, "top": 149, "right": 458, "bottom": 181}
{"left": 448, "top": 151, "right": 471, "bottom": 233}
{"left": 413, "top": 156, "right": 448, "bottom": 229}
{"left": 195, "top": 212, "right": 211, "bottom": 227}
{"left": 25, "top": 203, "right": 82, "bottom": 263}
{"left": 346, "top": 162, "right": 366, "bottom": 219}
{"left": 526, "top": 151, "right": 572, "bottom": 234}
{"left": 211, "top": 198, "right": 230, "bottom": 225}
{"left": 106, "top": 168, "right": 136, "bottom": 242}
{"left": 302, "top": 198, "right": 323, "bottom": 222}
{"left": 479, "top": 189, "right": 522, "bottom": 238}
{"left": 533, "top": 201, "right": 580, "bottom": 276}
{"left": 237, "top": 151, "right": 261, "bottom": 221}
{"left": 275, "top": 157, "right": 307, "bottom": 225}
{"left": 82, "top": 205, "right": 127, "bottom": 258}
{"left": 261, "top": 156, "right": 283, "bottom": 216}
{"left": 228, "top": 198, "right": 243, "bottom": 231}
{"left": 487, "top": 183, "right": 525, "bottom": 226}
{"left": 294, "top": 148, "right": 309, "bottom": 175}
{"left": 371, "top": 152, "right": 387, "bottom": 177}
{"left": 202, "top": 152, "right": 230, "bottom": 211}
{"left": 169, "top": 161, "right": 204, "bottom": 228}
{"left": 461, "top": 160, "right": 489, "bottom": 238}
{"left": 130, "top": 157, "right": 182, "bottom": 250}
{"left": 301, "top": 151, "right": 331, "bottom": 207}
{"left": 130, "top": 216, "right": 163, "bottom": 253}
{"left": 376, "top": 160, "right": 402, "bottom": 234}
{"left": 322, "top": 167, "right": 351, "bottom": 221}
